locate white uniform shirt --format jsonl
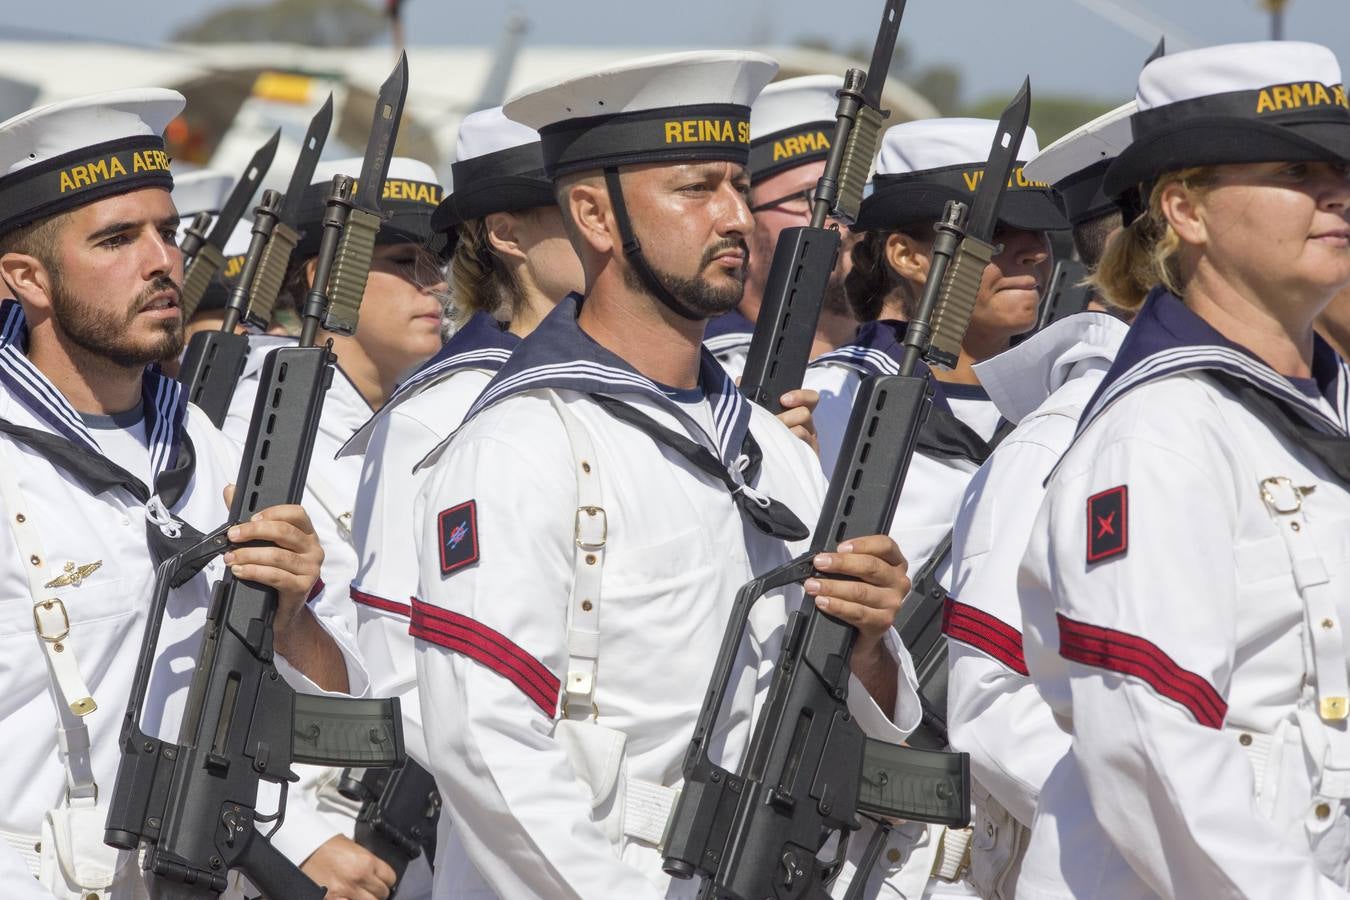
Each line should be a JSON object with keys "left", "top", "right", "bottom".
{"left": 341, "top": 312, "right": 517, "bottom": 765}
{"left": 703, "top": 308, "right": 755, "bottom": 380}
{"left": 1017, "top": 291, "right": 1350, "bottom": 899}
{"left": 413, "top": 297, "right": 921, "bottom": 899}
{"left": 221, "top": 336, "right": 380, "bottom": 868}
{"left": 944, "top": 314, "right": 1127, "bottom": 896}
{"left": 0, "top": 303, "right": 364, "bottom": 899}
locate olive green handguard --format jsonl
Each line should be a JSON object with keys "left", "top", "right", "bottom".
{"left": 180, "top": 242, "right": 225, "bottom": 321}
{"left": 928, "top": 235, "right": 995, "bottom": 370}
{"left": 321, "top": 207, "right": 381, "bottom": 336}
{"left": 247, "top": 221, "right": 299, "bottom": 331}
{"left": 834, "top": 104, "right": 886, "bottom": 223}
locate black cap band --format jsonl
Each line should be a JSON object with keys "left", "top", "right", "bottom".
{"left": 1134, "top": 81, "right": 1350, "bottom": 141}
{"left": 856, "top": 162, "right": 1069, "bottom": 233}
{"left": 0, "top": 135, "right": 173, "bottom": 236}
{"left": 434, "top": 142, "right": 555, "bottom": 231}
{"left": 748, "top": 120, "right": 835, "bottom": 180}
{"left": 540, "top": 103, "right": 751, "bottom": 177}
{"left": 1056, "top": 159, "right": 1117, "bottom": 226}
{"left": 294, "top": 176, "right": 445, "bottom": 259}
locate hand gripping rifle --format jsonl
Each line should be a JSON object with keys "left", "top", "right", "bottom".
{"left": 337, "top": 758, "right": 441, "bottom": 892}
{"left": 178, "top": 131, "right": 280, "bottom": 321}
{"left": 737, "top": 0, "right": 903, "bottom": 414}
{"left": 178, "top": 97, "right": 335, "bottom": 428}
{"left": 105, "top": 56, "right": 411, "bottom": 900}
{"left": 661, "top": 80, "right": 1033, "bottom": 900}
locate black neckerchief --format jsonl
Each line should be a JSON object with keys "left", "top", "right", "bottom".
{"left": 1209, "top": 371, "right": 1350, "bottom": 486}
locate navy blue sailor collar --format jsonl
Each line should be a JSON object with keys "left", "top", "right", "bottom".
{"left": 339, "top": 310, "right": 519, "bottom": 457}
{"left": 702, "top": 307, "right": 756, "bottom": 354}
{"left": 810, "top": 319, "right": 956, "bottom": 415}
{"left": 462, "top": 293, "right": 754, "bottom": 467}
{"left": 0, "top": 298, "right": 188, "bottom": 482}
{"left": 1078, "top": 288, "right": 1350, "bottom": 439}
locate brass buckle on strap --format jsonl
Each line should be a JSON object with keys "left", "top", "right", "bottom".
{"left": 32, "top": 598, "right": 70, "bottom": 644}
{"left": 1260, "top": 476, "right": 1313, "bottom": 515}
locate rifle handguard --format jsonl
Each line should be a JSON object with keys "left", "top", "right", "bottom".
{"left": 180, "top": 242, "right": 225, "bottom": 321}
{"left": 322, "top": 207, "right": 381, "bottom": 335}
{"left": 835, "top": 104, "right": 886, "bottom": 223}
{"left": 928, "top": 236, "right": 995, "bottom": 370}
{"left": 249, "top": 221, "right": 299, "bottom": 330}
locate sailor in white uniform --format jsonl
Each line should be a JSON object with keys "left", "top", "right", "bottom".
{"left": 705, "top": 75, "right": 861, "bottom": 379}
{"left": 1017, "top": 41, "right": 1350, "bottom": 898}
{"left": 0, "top": 89, "right": 357, "bottom": 900}
{"left": 412, "top": 51, "right": 923, "bottom": 899}
{"left": 220, "top": 156, "right": 448, "bottom": 895}
{"left": 336, "top": 107, "right": 577, "bottom": 897}
{"left": 808, "top": 119, "right": 1068, "bottom": 571}
{"left": 943, "top": 100, "right": 1137, "bottom": 899}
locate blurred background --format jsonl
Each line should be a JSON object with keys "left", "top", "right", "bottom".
{"left": 2, "top": 0, "right": 1341, "bottom": 188}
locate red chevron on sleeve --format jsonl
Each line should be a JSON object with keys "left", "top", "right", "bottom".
{"left": 944, "top": 598, "right": 1029, "bottom": 676}
{"left": 410, "top": 599, "right": 560, "bottom": 715}
{"left": 350, "top": 586, "right": 411, "bottom": 618}
{"left": 1057, "top": 613, "right": 1227, "bottom": 729}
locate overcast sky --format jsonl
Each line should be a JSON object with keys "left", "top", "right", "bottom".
{"left": 13, "top": 0, "right": 1350, "bottom": 104}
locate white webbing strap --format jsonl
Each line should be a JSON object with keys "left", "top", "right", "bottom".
{"left": 622, "top": 776, "right": 680, "bottom": 847}
{"left": 1259, "top": 475, "right": 1350, "bottom": 797}
{"left": 931, "top": 825, "right": 973, "bottom": 881}
{"left": 0, "top": 443, "right": 99, "bottom": 804}
{"left": 546, "top": 391, "right": 606, "bottom": 721}
{"left": 304, "top": 470, "right": 355, "bottom": 545}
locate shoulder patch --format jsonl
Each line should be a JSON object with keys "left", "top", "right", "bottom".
{"left": 438, "top": 500, "right": 480, "bottom": 575}
{"left": 1086, "top": 485, "right": 1128, "bottom": 563}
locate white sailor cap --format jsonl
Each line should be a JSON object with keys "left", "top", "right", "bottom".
{"left": 171, "top": 168, "right": 234, "bottom": 218}
{"left": 856, "top": 117, "right": 1068, "bottom": 232}
{"left": 433, "top": 107, "right": 553, "bottom": 231}
{"left": 748, "top": 75, "right": 841, "bottom": 180}
{"left": 0, "top": 87, "right": 183, "bottom": 236}
{"left": 1105, "top": 41, "right": 1350, "bottom": 196}
{"left": 503, "top": 50, "right": 779, "bottom": 178}
{"left": 294, "top": 156, "right": 446, "bottom": 257}
{"left": 1023, "top": 102, "right": 1134, "bottom": 225}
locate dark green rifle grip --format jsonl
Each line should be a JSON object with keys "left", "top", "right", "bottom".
{"left": 835, "top": 104, "right": 886, "bottom": 222}
{"left": 180, "top": 242, "right": 225, "bottom": 321}
{"left": 929, "top": 235, "right": 995, "bottom": 370}
{"left": 249, "top": 222, "right": 298, "bottom": 329}
{"left": 322, "top": 207, "right": 381, "bottom": 336}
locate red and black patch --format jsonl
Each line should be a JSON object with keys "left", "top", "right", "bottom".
{"left": 438, "top": 500, "right": 480, "bottom": 575}
{"left": 1086, "top": 485, "right": 1128, "bottom": 564}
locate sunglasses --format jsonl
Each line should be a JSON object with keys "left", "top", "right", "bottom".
{"left": 749, "top": 186, "right": 821, "bottom": 215}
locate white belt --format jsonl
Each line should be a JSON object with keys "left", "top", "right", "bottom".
{"left": 931, "top": 825, "right": 973, "bottom": 881}
{"left": 623, "top": 777, "right": 680, "bottom": 848}
{"left": 0, "top": 827, "right": 41, "bottom": 878}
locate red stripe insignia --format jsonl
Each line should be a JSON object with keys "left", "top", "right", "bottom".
{"left": 1057, "top": 613, "right": 1227, "bottom": 729}
{"left": 1086, "top": 485, "right": 1128, "bottom": 563}
{"left": 409, "top": 599, "right": 560, "bottom": 715}
{"left": 350, "top": 586, "right": 412, "bottom": 618}
{"left": 944, "top": 598, "right": 1029, "bottom": 676}
{"left": 438, "top": 500, "right": 480, "bottom": 575}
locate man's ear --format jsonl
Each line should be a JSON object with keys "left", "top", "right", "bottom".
{"left": 0, "top": 252, "right": 54, "bottom": 313}
{"left": 483, "top": 211, "right": 527, "bottom": 263}
{"left": 563, "top": 177, "right": 614, "bottom": 256}
{"left": 884, "top": 231, "right": 931, "bottom": 286}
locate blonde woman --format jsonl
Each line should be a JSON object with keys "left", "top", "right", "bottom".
{"left": 1017, "top": 42, "right": 1350, "bottom": 899}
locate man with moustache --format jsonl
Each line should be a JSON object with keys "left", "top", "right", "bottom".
{"left": 409, "top": 51, "right": 923, "bottom": 899}
{"left": 0, "top": 89, "right": 359, "bottom": 900}
{"left": 704, "top": 75, "right": 861, "bottom": 379}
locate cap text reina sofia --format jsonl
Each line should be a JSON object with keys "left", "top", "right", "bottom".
{"left": 663, "top": 118, "right": 751, "bottom": 145}
{"left": 58, "top": 149, "right": 170, "bottom": 193}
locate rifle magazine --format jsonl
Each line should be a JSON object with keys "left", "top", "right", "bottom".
{"left": 291, "top": 694, "right": 404, "bottom": 768}
{"left": 856, "top": 738, "right": 970, "bottom": 827}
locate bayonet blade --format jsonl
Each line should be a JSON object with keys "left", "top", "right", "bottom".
{"left": 965, "top": 78, "right": 1031, "bottom": 243}
{"left": 354, "top": 52, "right": 409, "bottom": 213}
{"left": 202, "top": 129, "right": 280, "bottom": 249}
{"left": 279, "top": 94, "right": 334, "bottom": 227}
{"left": 862, "top": 0, "right": 906, "bottom": 109}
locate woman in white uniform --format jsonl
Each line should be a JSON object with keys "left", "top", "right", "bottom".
{"left": 1018, "top": 41, "right": 1350, "bottom": 899}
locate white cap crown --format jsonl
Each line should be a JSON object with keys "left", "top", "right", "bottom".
{"left": 876, "top": 117, "right": 1040, "bottom": 177}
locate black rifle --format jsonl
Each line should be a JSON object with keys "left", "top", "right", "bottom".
{"left": 337, "top": 759, "right": 440, "bottom": 890}
{"left": 179, "top": 131, "right": 280, "bottom": 321}
{"left": 178, "top": 96, "right": 334, "bottom": 428}
{"left": 105, "top": 56, "right": 410, "bottom": 900}
{"left": 1034, "top": 258, "right": 1092, "bottom": 332}
{"left": 662, "top": 80, "right": 1033, "bottom": 900}
{"left": 738, "top": 0, "right": 903, "bottom": 413}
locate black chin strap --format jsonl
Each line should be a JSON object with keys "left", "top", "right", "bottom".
{"left": 603, "top": 166, "right": 703, "bottom": 321}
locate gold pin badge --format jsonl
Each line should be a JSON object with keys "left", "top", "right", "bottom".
{"left": 44, "top": 560, "right": 102, "bottom": 589}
